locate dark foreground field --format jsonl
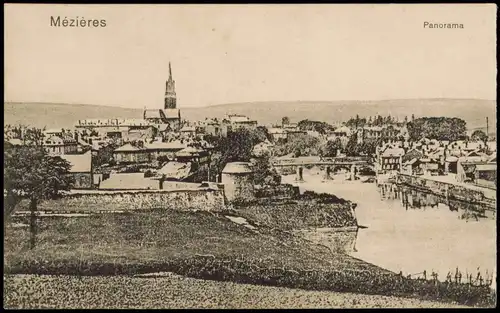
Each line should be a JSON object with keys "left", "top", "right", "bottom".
{"left": 4, "top": 209, "right": 496, "bottom": 308}
{"left": 5, "top": 210, "right": 374, "bottom": 274}
{"left": 4, "top": 274, "right": 466, "bottom": 309}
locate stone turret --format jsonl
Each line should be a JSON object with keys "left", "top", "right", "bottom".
{"left": 221, "top": 162, "right": 255, "bottom": 203}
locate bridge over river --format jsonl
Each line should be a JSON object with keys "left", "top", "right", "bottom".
{"left": 271, "top": 156, "right": 374, "bottom": 181}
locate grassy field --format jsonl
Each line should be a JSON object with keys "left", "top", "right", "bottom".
{"left": 4, "top": 210, "right": 382, "bottom": 274}
{"left": 4, "top": 274, "right": 466, "bottom": 309}
{"left": 4, "top": 209, "right": 495, "bottom": 307}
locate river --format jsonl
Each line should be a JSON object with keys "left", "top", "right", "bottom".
{"left": 282, "top": 170, "right": 496, "bottom": 289}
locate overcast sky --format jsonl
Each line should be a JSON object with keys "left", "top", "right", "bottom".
{"left": 4, "top": 4, "right": 497, "bottom": 109}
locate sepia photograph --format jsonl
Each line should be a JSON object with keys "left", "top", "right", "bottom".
{"left": 3, "top": 3, "right": 497, "bottom": 309}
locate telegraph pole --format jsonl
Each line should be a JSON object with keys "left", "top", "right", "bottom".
{"left": 486, "top": 117, "right": 489, "bottom": 140}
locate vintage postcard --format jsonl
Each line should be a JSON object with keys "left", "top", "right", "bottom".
{"left": 3, "top": 3, "right": 497, "bottom": 309}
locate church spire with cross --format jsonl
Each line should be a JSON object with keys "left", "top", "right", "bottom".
{"left": 164, "top": 62, "right": 177, "bottom": 109}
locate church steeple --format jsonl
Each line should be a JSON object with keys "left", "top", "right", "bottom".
{"left": 164, "top": 62, "right": 177, "bottom": 109}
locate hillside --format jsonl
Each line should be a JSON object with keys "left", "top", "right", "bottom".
{"left": 4, "top": 99, "right": 496, "bottom": 131}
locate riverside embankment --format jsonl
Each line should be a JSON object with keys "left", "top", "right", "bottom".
{"left": 282, "top": 171, "right": 496, "bottom": 293}
{"left": 396, "top": 173, "right": 495, "bottom": 218}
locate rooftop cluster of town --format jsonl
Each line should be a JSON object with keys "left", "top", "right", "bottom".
{"left": 5, "top": 64, "right": 496, "bottom": 193}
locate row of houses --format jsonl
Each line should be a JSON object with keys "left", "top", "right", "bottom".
{"left": 376, "top": 139, "right": 497, "bottom": 189}
{"left": 112, "top": 139, "right": 212, "bottom": 165}
{"left": 267, "top": 123, "right": 308, "bottom": 142}
{"left": 182, "top": 114, "right": 259, "bottom": 138}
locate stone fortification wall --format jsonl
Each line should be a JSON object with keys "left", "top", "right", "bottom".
{"left": 36, "top": 189, "right": 226, "bottom": 213}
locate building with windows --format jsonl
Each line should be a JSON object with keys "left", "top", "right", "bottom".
{"left": 376, "top": 146, "right": 405, "bottom": 172}
{"left": 76, "top": 62, "right": 182, "bottom": 138}
{"left": 113, "top": 140, "right": 188, "bottom": 164}
{"left": 44, "top": 134, "right": 78, "bottom": 155}
{"left": 60, "top": 151, "right": 93, "bottom": 189}
{"left": 221, "top": 114, "right": 258, "bottom": 135}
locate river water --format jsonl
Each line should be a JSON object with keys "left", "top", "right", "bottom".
{"left": 282, "top": 170, "right": 497, "bottom": 288}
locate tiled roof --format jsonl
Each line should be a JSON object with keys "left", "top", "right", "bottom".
{"left": 180, "top": 126, "right": 196, "bottom": 132}
{"left": 144, "top": 140, "right": 187, "bottom": 151}
{"left": 175, "top": 146, "right": 204, "bottom": 157}
{"left": 381, "top": 147, "right": 405, "bottom": 157}
{"left": 60, "top": 151, "right": 92, "bottom": 173}
{"left": 163, "top": 109, "right": 180, "bottom": 119}
{"left": 99, "top": 173, "right": 158, "bottom": 190}
{"left": 229, "top": 115, "right": 249, "bottom": 123}
{"left": 114, "top": 143, "right": 144, "bottom": 152}
{"left": 157, "top": 162, "right": 192, "bottom": 180}
{"left": 144, "top": 109, "right": 163, "bottom": 119}
{"left": 45, "top": 135, "right": 76, "bottom": 145}
{"left": 404, "top": 158, "right": 419, "bottom": 165}
{"left": 222, "top": 162, "right": 253, "bottom": 174}
{"left": 334, "top": 126, "right": 351, "bottom": 134}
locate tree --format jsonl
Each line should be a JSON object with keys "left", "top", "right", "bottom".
{"left": 297, "top": 119, "right": 335, "bottom": 135}
{"left": 345, "top": 117, "right": 367, "bottom": 129}
{"left": 4, "top": 126, "right": 73, "bottom": 249}
{"left": 320, "top": 138, "right": 342, "bottom": 157}
{"left": 407, "top": 117, "right": 467, "bottom": 142}
{"left": 273, "top": 133, "right": 322, "bottom": 157}
{"left": 208, "top": 128, "right": 264, "bottom": 181}
{"left": 471, "top": 130, "right": 488, "bottom": 142}
{"left": 358, "top": 138, "right": 379, "bottom": 156}
{"left": 251, "top": 152, "right": 281, "bottom": 186}
{"left": 255, "top": 126, "right": 271, "bottom": 142}
{"left": 281, "top": 116, "right": 290, "bottom": 127}
{"left": 344, "top": 133, "right": 359, "bottom": 156}
{"left": 92, "top": 141, "right": 119, "bottom": 169}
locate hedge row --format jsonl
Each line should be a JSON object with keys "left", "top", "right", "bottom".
{"left": 5, "top": 255, "right": 495, "bottom": 307}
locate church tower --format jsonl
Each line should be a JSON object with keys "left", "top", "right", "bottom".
{"left": 164, "top": 62, "right": 177, "bottom": 109}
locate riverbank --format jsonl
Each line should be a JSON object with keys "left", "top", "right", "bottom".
{"left": 5, "top": 207, "right": 495, "bottom": 307}
{"left": 5, "top": 183, "right": 496, "bottom": 307}
{"left": 231, "top": 190, "right": 357, "bottom": 231}
{"left": 282, "top": 172, "right": 497, "bottom": 299}
{"left": 4, "top": 274, "right": 466, "bottom": 309}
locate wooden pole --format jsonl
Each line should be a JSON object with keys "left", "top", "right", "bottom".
{"left": 486, "top": 117, "right": 489, "bottom": 139}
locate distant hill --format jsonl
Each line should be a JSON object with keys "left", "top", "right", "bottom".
{"left": 4, "top": 102, "right": 142, "bottom": 130}
{"left": 4, "top": 99, "right": 496, "bottom": 132}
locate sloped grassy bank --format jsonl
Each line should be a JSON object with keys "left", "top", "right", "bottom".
{"left": 4, "top": 196, "right": 495, "bottom": 307}
{"left": 230, "top": 190, "right": 358, "bottom": 231}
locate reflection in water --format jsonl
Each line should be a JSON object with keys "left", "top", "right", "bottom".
{"left": 282, "top": 172, "right": 496, "bottom": 289}
{"left": 379, "top": 183, "right": 490, "bottom": 220}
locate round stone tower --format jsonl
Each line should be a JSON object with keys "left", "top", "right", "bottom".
{"left": 221, "top": 162, "right": 255, "bottom": 203}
